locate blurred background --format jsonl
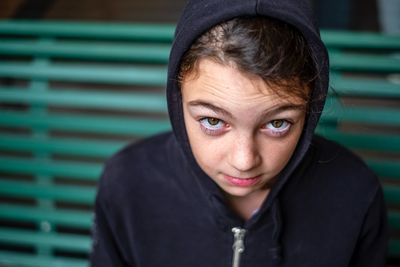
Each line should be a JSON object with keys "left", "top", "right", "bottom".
{"left": 0, "top": 0, "right": 393, "bottom": 31}
{"left": 0, "top": 1, "right": 399, "bottom": 267}
{"left": 0, "top": 0, "right": 186, "bottom": 22}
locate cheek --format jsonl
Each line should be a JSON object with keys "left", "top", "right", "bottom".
{"left": 261, "top": 130, "right": 303, "bottom": 172}
{"left": 264, "top": 143, "right": 295, "bottom": 172}
{"left": 191, "top": 137, "right": 227, "bottom": 170}
{"left": 184, "top": 116, "right": 226, "bottom": 172}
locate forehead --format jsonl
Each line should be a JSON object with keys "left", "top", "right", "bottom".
{"left": 181, "top": 59, "right": 306, "bottom": 109}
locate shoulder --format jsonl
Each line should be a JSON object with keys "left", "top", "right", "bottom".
{"left": 307, "top": 134, "right": 381, "bottom": 205}
{"left": 107, "top": 131, "right": 175, "bottom": 168}
{"left": 310, "top": 135, "right": 375, "bottom": 179}
{"left": 97, "top": 131, "right": 182, "bottom": 206}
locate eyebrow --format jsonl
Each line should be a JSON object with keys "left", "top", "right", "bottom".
{"left": 260, "top": 103, "right": 306, "bottom": 118}
{"left": 188, "top": 100, "right": 234, "bottom": 118}
{"left": 188, "top": 100, "right": 306, "bottom": 119}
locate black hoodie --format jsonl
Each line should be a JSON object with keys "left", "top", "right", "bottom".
{"left": 90, "top": 0, "right": 388, "bottom": 266}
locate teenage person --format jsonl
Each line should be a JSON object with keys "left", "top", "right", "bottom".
{"left": 90, "top": 0, "right": 388, "bottom": 266}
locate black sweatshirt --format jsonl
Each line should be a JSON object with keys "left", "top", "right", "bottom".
{"left": 90, "top": 0, "right": 388, "bottom": 266}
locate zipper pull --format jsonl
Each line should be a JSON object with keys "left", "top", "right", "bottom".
{"left": 232, "top": 227, "right": 246, "bottom": 267}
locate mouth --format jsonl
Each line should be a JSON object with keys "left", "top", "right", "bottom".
{"left": 223, "top": 174, "right": 262, "bottom": 187}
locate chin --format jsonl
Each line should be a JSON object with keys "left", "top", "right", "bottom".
{"left": 222, "top": 187, "right": 256, "bottom": 198}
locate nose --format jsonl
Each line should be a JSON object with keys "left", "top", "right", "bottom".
{"left": 228, "top": 134, "right": 261, "bottom": 172}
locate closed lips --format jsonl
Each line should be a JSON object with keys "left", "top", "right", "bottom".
{"left": 224, "top": 175, "right": 261, "bottom": 186}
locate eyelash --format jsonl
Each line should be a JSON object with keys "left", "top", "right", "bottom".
{"left": 263, "top": 120, "right": 292, "bottom": 137}
{"left": 199, "top": 117, "right": 226, "bottom": 136}
{"left": 198, "top": 117, "right": 293, "bottom": 137}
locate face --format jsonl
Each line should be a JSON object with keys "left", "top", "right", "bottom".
{"left": 181, "top": 59, "right": 307, "bottom": 205}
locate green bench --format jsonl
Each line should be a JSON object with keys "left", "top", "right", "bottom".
{"left": 0, "top": 20, "right": 399, "bottom": 267}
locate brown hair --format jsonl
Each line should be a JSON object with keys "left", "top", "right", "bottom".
{"left": 178, "top": 16, "right": 316, "bottom": 102}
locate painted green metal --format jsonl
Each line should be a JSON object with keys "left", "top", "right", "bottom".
{"left": 0, "top": 39, "right": 170, "bottom": 63}
{"left": 0, "top": 204, "right": 92, "bottom": 228}
{"left": 329, "top": 52, "right": 400, "bottom": 72}
{"left": 315, "top": 128, "right": 400, "bottom": 153}
{"left": 330, "top": 75, "right": 400, "bottom": 98}
{"left": 384, "top": 185, "right": 400, "bottom": 206}
{"left": 0, "top": 179, "right": 96, "bottom": 203}
{"left": 0, "top": 251, "right": 88, "bottom": 267}
{"left": 2, "top": 21, "right": 400, "bottom": 49}
{"left": 30, "top": 54, "right": 54, "bottom": 257}
{"left": 0, "top": 20, "right": 175, "bottom": 42}
{"left": 0, "top": 111, "right": 171, "bottom": 136}
{"left": 0, "top": 134, "right": 124, "bottom": 158}
{"left": 0, "top": 62, "right": 167, "bottom": 86}
{"left": 0, "top": 228, "right": 91, "bottom": 252}
{"left": 0, "top": 87, "right": 167, "bottom": 112}
{"left": 0, "top": 157, "right": 101, "bottom": 181}
{"left": 368, "top": 160, "right": 400, "bottom": 180}
{"left": 321, "top": 30, "right": 400, "bottom": 50}
{"left": 390, "top": 240, "right": 400, "bottom": 257}
{"left": 321, "top": 104, "right": 400, "bottom": 126}
{"left": 389, "top": 211, "right": 400, "bottom": 231}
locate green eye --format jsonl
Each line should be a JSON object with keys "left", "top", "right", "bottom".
{"left": 207, "top": 118, "right": 220, "bottom": 126}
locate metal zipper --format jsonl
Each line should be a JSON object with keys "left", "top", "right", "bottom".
{"left": 231, "top": 227, "right": 246, "bottom": 267}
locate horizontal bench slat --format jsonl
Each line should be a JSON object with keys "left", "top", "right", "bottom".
{"left": 0, "top": 20, "right": 175, "bottom": 42}
{"left": 0, "top": 228, "right": 90, "bottom": 253}
{"left": 0, "top": 111, "right": 171, "bottom": 136}
{"left": 368, "top": 160, "right": 400, "bottom": 180}
{"left": 0, "top": 251, "right": 88, "bottom": 267}
{"left": 1, "top": 56, "right": 397, "bottom": 79}
{"left": 329, "top": 52, "right": 400, "bottom": 72}
{"left": 0, "top": 134, "right": 124, "bottom": 158}
{"left": 0, "top": 39, "right": 170, "bottom": 63}
{"left": 0, "top": 62, "right": 167, "bottom": 86}
{"left": 0, "top": 204, "right": 92, "bottom": 228}
{"left": 316, "top": 128, "right": 400, "bottom": 153}
{"left": 321, "top": 104, "right": 400, "bottom": 126}
{"left": 0, "top": 87, "right": 167, "bottom": 112}
{"left": 0, "top": 156, "right": 101, "bottom": 181}
{"left": 0, "top": 179, "right": 95, "bottom": 203}
{"left": 389, "top": 211, "right": 400, "bottom": 231}
{"left": 330, "top": 76, "right": 400, "bottom": 98}
{"left": 390, "top": 239, "right": 400, "bottom": 257}
{"left": 2, "top": 22, "right": 399, "bottom": 50}
{"left": 321, "top": 30, "right": 400, "bottom": 50}
{"left": 384, "top": 185, "right": 400, "bottom": 206}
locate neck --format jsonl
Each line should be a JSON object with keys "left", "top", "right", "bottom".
{"left": 225, "top": 189, "right": 270, "bottom": 221}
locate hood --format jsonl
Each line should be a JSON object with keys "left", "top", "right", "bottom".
{"left": 167, "top": 0, "right": 329, "bottom": 217}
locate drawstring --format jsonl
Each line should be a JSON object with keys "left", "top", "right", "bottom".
{"left": 269, "top": 199, "right": 283, "bottom": 262}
